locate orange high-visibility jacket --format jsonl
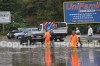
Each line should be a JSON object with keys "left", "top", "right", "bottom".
{"left": 44, "top": 32, "right": 51, "bottom": 44}
{"left": 70, "top": 34, "right": 78, "bottom": 48}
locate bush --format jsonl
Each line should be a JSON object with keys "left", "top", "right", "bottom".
{"left": 67, "top": 23, "right": 100, "bottom": 35}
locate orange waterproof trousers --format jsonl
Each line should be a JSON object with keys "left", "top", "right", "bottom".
{"left": 44, "top": 32, "right": 51, "bottom": 47}
{"left": 70, "top": 34, "right": 78, "bottom": 48}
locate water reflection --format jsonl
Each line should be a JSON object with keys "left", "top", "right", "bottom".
{"left": 12, "top": 48, "right": 32, "bottom": 66}
{"left": 44, "top": 48, "right": 51, "bottom": 66}
{"left": 44, "top": 47, "right": 66, "bottom": 66}
{"left": 51, "top": 47, "right": 56, "bottom": 66}
{"left": 71, "top": 49, "right": 80, "bottom": 66}
{"left": 94, "top": 48, "right": 100, "bottom": 66}
{"left": 1, "top": 47, "right": 100, "bottom": 66}
{"left": 44, "top": 47, "right": 57, "bottom": 66}
{"left": 67, "top": 49, "right": 80, "bottom": 66}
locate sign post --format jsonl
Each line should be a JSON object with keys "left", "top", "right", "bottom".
{"left": 0, "top": 11, "right": 11, "bottom": 33}
{"left": 12, "top": 15, "right": 14, "bottom": 27}
{"left": 2, "top": 23, "right": 4, "bottom": 33}
{"left": 12, "top": 20, "right": 14, "bottom": 27}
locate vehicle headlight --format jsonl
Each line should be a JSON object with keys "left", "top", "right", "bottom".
{"left": 7, "top": 33, "right": 9, "bottom": 35}
{"left": 14, "top": 33, "right": 18, "bottom": 35}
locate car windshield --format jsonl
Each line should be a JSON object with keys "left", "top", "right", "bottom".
{"left": 56, "top": 23, "right": 66, "bottom": 28}
{"left": 11, "top": 30, "right": 19, "bottom": 32}
{"left": 25, "top": 28, "right": 38, "bottom": 31}
{"left": 18, "top": 28, "right": 39, "bottom": 33}
{"left": 18, "top": 28, "right": 26, "bottom": 32}
{"left": 38, "top": 25, "right": 42, "bottom": 31}
{"left": 32, "top": 28, "right": 38, "bottom": 31}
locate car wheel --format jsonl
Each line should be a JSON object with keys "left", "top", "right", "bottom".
{"left": 54, "top": 38, "right": 57, "bottom": 42}
{"left": 8, "top": 37, "right": 11, "bottom": 39}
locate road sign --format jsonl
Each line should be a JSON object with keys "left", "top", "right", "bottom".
{"left": 46, "top": 23, "right": 53, "bottom": 30}
{"left": 0, "top": 11, "right": 11, "bottom": 33}
{"left": 63, "top": 1, "right": 100, "bottom": 23}
{"left": 0, "top": 11, "right": 11, "bottom": 23}
{"left": 43, "top": 22, "right": 55, "bottom": 30}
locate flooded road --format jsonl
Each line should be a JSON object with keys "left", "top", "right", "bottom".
{"left": 0, "top": 44, "right": 100, "bottom": 66}
{"left": 0, "top": 35, "right": 100, "bottom": 66}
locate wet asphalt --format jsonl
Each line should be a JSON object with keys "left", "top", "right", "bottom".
{"left": 0, "top": 34, "right": 100, "bottom": 66}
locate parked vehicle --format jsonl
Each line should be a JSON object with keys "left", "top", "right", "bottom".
{"left": 20, "top": 28, "right": 44, "bottom": 44}
{"left": 14, "top": 28, "right": 38, "bottom": 39}
{"left": 14, "top": 31, "right": 26, "bottom": 39}
{"left": 7, "top": 27, "right": 19, "bottom": 39}
{"left": 20, "top": 22, "right": 67, "bottom": 44}
{"left": 39, "top": 22, "right": 68, "bottom": 41}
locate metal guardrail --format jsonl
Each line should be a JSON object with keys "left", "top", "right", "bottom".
{"left": 80, "top": 37, "right": 100, "bottom": 40}
{"left": 80, "top": 37, "right": 100, "bottom": 45}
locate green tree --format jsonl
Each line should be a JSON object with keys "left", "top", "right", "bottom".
{"left": 0, "top": 0, "right": 99, "bottom": 35}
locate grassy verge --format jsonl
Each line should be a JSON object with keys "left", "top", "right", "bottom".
{"left": 0, "top": 35, "right": 7, "bottom": 39}
{"left": 0, "top": 33, "right": 7, "bottom": 39}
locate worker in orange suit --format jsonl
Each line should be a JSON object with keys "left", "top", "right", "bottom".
{"left": 43, "top": 30, "right": 51, "bottom": 48}
{"left": 70, "top": 31, "right": 78, "bottom": 49}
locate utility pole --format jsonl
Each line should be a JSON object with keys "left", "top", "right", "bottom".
{"left": 2, "top": 23, "right": 4, "bottom": 33}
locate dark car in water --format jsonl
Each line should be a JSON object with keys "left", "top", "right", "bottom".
{"left": 20, "top": 28, "right": 54, "bottom": 45}
{"left": 7, "top": 27, "right": 19, "bottom": 39}
{"left": 19, "top": 28, "right": 44, "bottom": 44}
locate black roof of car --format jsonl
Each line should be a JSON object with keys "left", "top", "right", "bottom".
{"left": 9, "top": 27, "right": 18, "bottom": 31}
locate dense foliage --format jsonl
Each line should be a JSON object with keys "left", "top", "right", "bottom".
{"left": 0, "top": 0, "right": 99, "bottom": 35}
